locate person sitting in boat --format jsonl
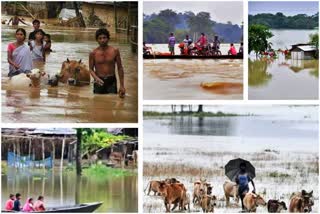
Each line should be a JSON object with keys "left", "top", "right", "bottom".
{"left": 143, "top": 42, "right": 152, "bottom": 55}
{"left": 5, "top": 194, "right": 15, "bottom": 211}
{"left": 13, "top": 193, "right": 22, "bottom": 211}
{"left": 228, "top": 43, "right": 237, "bottom": 55}
{"left": 22, "top": 198, "right": 35, "bottom": 212}
{"left": 34, "top": 196, "right": 46, "bottom": 211}
{"left": 238, "top": 42, "right": 243, "bottom": 56}
{"left": 197, "top": 33, "right": 207, "bottom": 48}
{"left": 213, "top": 35, "right": 221, "bottom": 51}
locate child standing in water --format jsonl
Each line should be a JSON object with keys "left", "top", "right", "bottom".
{"left": 29, "top": 29, "right": 46, "bottom": 62}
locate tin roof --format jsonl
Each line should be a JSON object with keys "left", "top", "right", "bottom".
{"left": 291, "top": 45, "right": 316, "bottom": 52}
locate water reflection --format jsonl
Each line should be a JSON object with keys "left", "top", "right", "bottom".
{"left": 2, "top": 169, "right": 138, "bottom": 212}
{"left": 248, "top": 59, "right": 272, "bottom": 86}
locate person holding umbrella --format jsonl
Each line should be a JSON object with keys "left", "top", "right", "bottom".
{"left": 236, "top": 162, "right": 256, "bottom": 211}
{"left": 225, "top": 158, "right": 256, "bottom": 211}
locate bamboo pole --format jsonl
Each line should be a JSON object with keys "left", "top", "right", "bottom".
{"left": 61, "top": 138, "right": 65, "bottom": 171}
{"left": 42, "top": 139, "right": 45, "bottom": 170}
{"left": 52, "top": 141, "right": 55, "bottom": 168}
{"left": 28, "top": 138, "right": 32, "bottom": 159}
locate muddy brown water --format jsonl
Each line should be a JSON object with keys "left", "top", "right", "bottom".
{"left": 1, "top": 20, "right": 137, "bottom": 123}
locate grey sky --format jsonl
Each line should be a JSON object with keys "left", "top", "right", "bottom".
{"left": 143, "top": 1, "right": 243, "bottom": 25}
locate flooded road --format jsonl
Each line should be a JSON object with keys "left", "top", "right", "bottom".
{"left": 143, "top": 106, "right": 319, "bottom": 213}
{"left": 2, "top": 169, "right": 138, "bottom": 212}
{"left": 249, "top": 29, "right": 319, "bottom": 100}
{"left": 1, "top": 19, "right": 137, "bottom": 123}
{"left": 144, "top": 44, "right": 243, "bottom": 100}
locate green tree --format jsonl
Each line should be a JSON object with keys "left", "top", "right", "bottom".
{"left": 309, "top": 33, "right": 319, "bottom": 58}
{"left": 249, "top": 24, "right": 273, "bottom": 56}
{"left": 187, "top": 12, "right": 214, "bottom": 37}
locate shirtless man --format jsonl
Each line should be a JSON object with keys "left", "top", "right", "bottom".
{"left": 89, "top": 28, "right": 125, "bottom": 97}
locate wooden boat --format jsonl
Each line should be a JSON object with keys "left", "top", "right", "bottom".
{"left": 143, "top": 54, "right": 243, "bottom": 59}
{"left": 2, "top": 202, "right": 103, "bottom": 213}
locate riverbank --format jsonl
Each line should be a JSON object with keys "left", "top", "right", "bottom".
{"left": 143, "top": 111, "right": 250, "bottom": 118}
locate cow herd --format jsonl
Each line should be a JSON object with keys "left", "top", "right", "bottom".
{"left": 144, "top": 178, "right": 315, "bottom": 213}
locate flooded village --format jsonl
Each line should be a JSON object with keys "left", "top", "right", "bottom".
{"left": 1, "top": 128, "right": 138, "bottom": 212}
{"left": 1, "top": 2, "right": 138, "bottom": 123}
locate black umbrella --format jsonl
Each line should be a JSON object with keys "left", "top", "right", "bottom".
{"left": 225, "top": 158, "right": 255, "bottom": 182}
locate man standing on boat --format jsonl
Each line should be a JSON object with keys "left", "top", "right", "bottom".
{"left": 197, "top": 33, "right": 208, "bottom": 48}
{"left": 183, "top": 35, "right": 193, "bottom": 55}
{"left": 168, "top": 32, "right": 176, "bottom": 55}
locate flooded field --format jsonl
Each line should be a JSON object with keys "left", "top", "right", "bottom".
{"left": 1, "top": 17, "right": 137, "bottom": 123}
{"left": 249, "top": 29, "right": 319, "bottom": 100}
{"left": 143, "top": 106, "right": 319, "bottom": 213}
{"left": 144, "top": 44, "right": 243, "bottom": 100}
{"left": 2, "top": 169, "right": 138, "bottom": 212}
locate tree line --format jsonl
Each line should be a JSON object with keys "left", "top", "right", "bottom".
{"left": 144, "top": 9, "right": 242, "bottom": 44}
{"left": 249, "top": 13, "right": 319, "bottom": 29}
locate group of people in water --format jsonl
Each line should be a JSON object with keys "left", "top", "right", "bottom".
{"left": 5, "top": 193, "right": 45, "bottom": 212}
{"left": 6, "top": 18, "right": 126, "bottom": 96}
{"left": 143, "top": 32, "right": 243, "bottom": 56}
{"left": 7, "top": 19, "right": 51, "bottom": 77}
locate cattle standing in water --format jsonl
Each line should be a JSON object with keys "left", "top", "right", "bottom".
{"left": 289, "top": 190, "right": 314, "bottom": 213}
{"left": 267, "top": 200, "right": 287, "bottom": 213}
{"left": 8, "top": 69, "right": 46, "bottom": 90}
{"left": 200, "top": 195, "right": 217, "bottom": 213}
{"left": 165, "top": 178, "right": 180, "bottom": 184}
{"left": 144, "top": 180, "right": 161, "bottom": 196}
{"left": 243, "top": 192, "right": 267, "bottom": 212}
{"left": 193, "top": 178, "right": 209, "bottom": 205}
{"left": 49, "top": 58, "right": 90, "bottom": 86}
{"left": 223, "top": 181, "right": 239, "bottom": 207}
{"left": 157, "top": 182, "right": 187, "bottom": 213}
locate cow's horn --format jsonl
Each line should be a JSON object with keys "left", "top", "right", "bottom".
{"left": 67, "top": 58, "right": 70, "bottom": 63}
{"left": 78, "top": 59, "right": 82, "bottom": 63}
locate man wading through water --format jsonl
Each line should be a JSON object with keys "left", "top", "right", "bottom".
{"left": 89, "top": 28, "right": 125, "bottom": 97}
{"left": 236, "top": 162, "right": 256, "bottom": 211}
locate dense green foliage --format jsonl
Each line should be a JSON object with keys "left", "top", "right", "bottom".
{"left": 248, "top": 24, "right": 273, "bottom": 54}
{"left": 249, "top": 13, "right": 319, "bottom": 29}
{"left": 81, "top": 129, "right": 129, "bottom": 154}
{"left": 83, "top": 164, "right": 134, "bottom": 178}
{"left": 144, "top": 10, "right": 242, "bottom": 43}
{"left": 309, "top": 33, "right": 319, "bottom": 58}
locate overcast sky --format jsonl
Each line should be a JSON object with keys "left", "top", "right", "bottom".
{"left": 249, "top": 1, "right": 318, "bottom": 16}
{"left": 143, "top": 1, "right": 243, "bottom": 25}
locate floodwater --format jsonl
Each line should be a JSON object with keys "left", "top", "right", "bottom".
{"left": 1, "top": 17, "right": 137, "bottom": 123}
{"left": 144, "top": 44, "right": 243, "bottom": 100}
{"left": 143, "top": 106, "right": 318, "bottom": 213}
{"left": 2, "top": 169, "right": 138, "bottom": 212}
{"left": 249, "top": 29, "right": 319, "bottom": 100}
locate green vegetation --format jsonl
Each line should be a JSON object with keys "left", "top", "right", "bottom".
{"left": 83, "top": 164, "right": 134, "bottom": 178}
{"left": 248, "top": 24, "right": 273, "bottom": 55}
{"left": 81, "top": 129, "right": 130, "bottom": 154}
{"left": 309, "top": 33, "right": 319, "bottom": 58}
{"left": 269, "top": 171, "right": 290, "bottom": 178}
{"left": 248, "top": 59, "right": 272, "bottom": 86}
{"left": 249, "top": 13, "right": 318, "bottom": 29}
{"left": 2, "top": 161, "right": 7, "bottom": 175}
{"left": 144, "top": 111, "right": 245, "bottom": 117}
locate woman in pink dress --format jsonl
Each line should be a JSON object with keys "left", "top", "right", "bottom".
{"left": 22, "top": 198, "right": 35, "bottom": 212}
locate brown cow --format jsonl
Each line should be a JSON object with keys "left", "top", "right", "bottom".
{"left": 201, "top": 195, "right": 217, "bottom": 213}
{"left": 165, "top": 178, "right": 180, "bottom": 184}
{"left": 243, "top": 192, "right": 267, "bottom": 212}
{"left": 144, "top": 180, "right": 161, "bottom": 195}
{"left": 223, "top": 181, "right": 239, "bottom": 207}
{"left": 49, "top": 58, "right": 90, "bottom": 86}
{"left": 267, "top": 200, "right": 287, "bottom": 213}
{"left": 289, "top": 190, "right": 314, "bottom": 213}
{"left": 157, "top": 182, "right": 187, "bottom": 212}
{"left": 193, "top": 178, "right": 209, "bottom": 205}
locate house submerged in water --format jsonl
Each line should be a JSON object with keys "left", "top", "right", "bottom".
{"left": 290, "top": 44, "right": 317, "bottom": 60}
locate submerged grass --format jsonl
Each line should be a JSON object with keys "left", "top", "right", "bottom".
{"left": 83, "top": 164, "right": 135, "bottom": 178}
{"left": 144, "top": 111, "right": 252, "bottom": 118}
